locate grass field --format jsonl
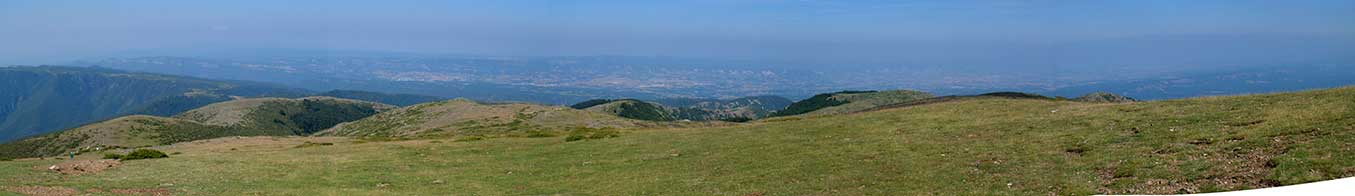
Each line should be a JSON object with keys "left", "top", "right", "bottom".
{"left": 1, "top": 87, "right": 1352, "bottom": 195}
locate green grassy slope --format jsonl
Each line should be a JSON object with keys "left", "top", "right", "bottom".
{"left": 770, "top": 90, "right": 933, "bottom": 117}
{"left": 577, "top": 96, "right": 791, "bottom": 121}
{"left": 321, "top": 99, "right": 678, "bottom": 138}
{"left": 0, "top": 97, "right": 392, "bottom": 159}
{"left": 177, "top": 97, "right": 394, "bottom": 135}
{"left": 317, "top": 90, "right": 445, "bottom": 106}
{"left": 0, "top": 87, "right": 1351, "bottom": 195}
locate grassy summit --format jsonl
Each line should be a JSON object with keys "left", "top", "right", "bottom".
{"left": 770, "top": 90, "right": 933, "bottom": 117}
{"left": 574, "top": 96, "right": 792, "bottom": 122}
{"left": 1, "top": 87, "right": 1352, "bottom": 195}
{"left": 319, "top": 99, "right": 695, "bottom": 138}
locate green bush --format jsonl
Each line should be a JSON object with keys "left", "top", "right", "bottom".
{"left": 121, "top": 149, "right": 169, "bottom": 160}
{"left": 455, "top": 136, "right": 485, "bottom": 142}
{"left": 564, "top": 134, "right": 586, "bottom": 142}
{"left": 525, "top": 130, "right": 556, "bottom": 138}
{"left": 102, "top": 153, "right": 124, "bottom": 160}
{"left": 564, "top": 127, "right": 620, "bottom": 142}
{"left": 294, "top": 141, "right": 335, "bottom": 148}
{"left": 718, "top": 117, "right": 753, "bottom": 122}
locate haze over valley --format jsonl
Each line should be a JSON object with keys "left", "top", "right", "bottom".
{"left": 1, "top": 1, "right": 1353, "bottom": 195}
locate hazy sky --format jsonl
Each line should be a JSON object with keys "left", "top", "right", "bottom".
{"left": 2, "top": 0, "right": 1354, "bottom": 67}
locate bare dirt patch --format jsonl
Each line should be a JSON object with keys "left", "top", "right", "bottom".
{"left": 2, "top": 186, "right": 79, "bottom": 196}
{"left": 48, "top": 159, "right": 121, "bottom": 175}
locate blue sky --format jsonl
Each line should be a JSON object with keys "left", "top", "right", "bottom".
{"left": 2, "top": 0, "right": 1353, "bottom": 67}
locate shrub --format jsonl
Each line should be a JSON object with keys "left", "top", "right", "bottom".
{"left": 102, "top": 153, "right": 124, "bottom": 160}
{"left": 294, "top": 141, "right": 335, "bottom": 148}
{"left": 564, "top": 127, "right": 620, "bottom": 142}
{"left": 455, "top": 136, "right": 485, "bottom": 142}
{"left": 121, "top": 149, "right": 169, "bottom": 160}
{"left": 525, "top": 130, "right": 556, "bottom": 138}
{"left": 564, "top": 134, "right": 586, "bottom": 142}
{"left": 718, "top": 117, "right": 753, "bottom": 122}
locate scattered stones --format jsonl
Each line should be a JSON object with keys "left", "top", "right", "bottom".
{"left": 432, "top": 180, "right": 445, "bottom": 184}
{"left": 49, "top": 159, "right": 122, "bottom": 175}
{"left": 376, "top": 183, "right": 391, "bottom": 189}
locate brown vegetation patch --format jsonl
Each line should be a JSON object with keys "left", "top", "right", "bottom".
{"left": 2, "top": 186, "right": 80, "bottom": 196}
{"left": 1096, "top": 133, "right": 1311, "bottom": 194}
{"left": 49, "top": 159, "right": 121, "bottom": 175}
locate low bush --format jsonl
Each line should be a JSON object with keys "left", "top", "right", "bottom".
{"left": 294, "top": 141, "right": 335, "bottom": 148}
{"left": 455, "top": 136, "right": 485, "bottom": 142}
{"left": 525, "top": 130, "right": 557, "bottom": 138}
{"left": 718, "top": 117, "right": 753, "bottom": 122}
{"left": 121, "top": 149, "right": 169, "bottom": 160}
{"left": 565, "top": 127, "right": 620, "bottom": 142}
{"left": 102, "top": 153, "right": 124, "bottom": 160}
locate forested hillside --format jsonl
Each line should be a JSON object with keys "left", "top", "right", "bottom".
{"left": 0, "top": 66, "right": 308, "bottom": 142}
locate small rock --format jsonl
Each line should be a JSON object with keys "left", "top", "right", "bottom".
{"left": 159, "top": 183, "right": 174, "bottom": 187}
{"left": 376, "top": 183, "right": 391, "bottom": 188}
{"left": 432, "top": 180, "right": 444, "bottom": 184}
{"left": 48, "top": 165, "right": 59, "bottom": 170}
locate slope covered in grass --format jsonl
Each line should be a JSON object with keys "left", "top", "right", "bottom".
{"left": 770, "top": 90, "right": 933, "bottom": 117}
{"left": 1, "top": 87, "right": 1351, "bottom": 195}
{"left": 177, "top": 97, "right": 394, "bottom": 135}
{"left": 575, "top": 96, "right": 792, "bottom": 121}
{"left": 316, "top": 90, "right": 445, "bottom": 106}
{"left": 320, "top": 99, "right": 683, "bottom": 138}
{"left": 0, "top": 97, "right": 392, "bottom": 159}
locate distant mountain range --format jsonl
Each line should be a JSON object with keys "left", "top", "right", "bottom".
{"left": 0, "top": 66, "right": 309, "bottom": 142}
{"left": 0, "top": 66, "right": 444, "bottom": 142}
{"left": 75, "top": 56, "right": 1355, "bottom": 104}
{"left": 1043, "top": 64, "right": 1355, "bottom": 100}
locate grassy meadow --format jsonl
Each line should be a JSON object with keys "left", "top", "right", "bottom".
{"left": 1, "top": 87, "right": 1352, "bottom": 195}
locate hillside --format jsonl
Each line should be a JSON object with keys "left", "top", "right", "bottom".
{"left": 579, "top": 99, "right": 679, "bottom": 121}
{"left": 316, "top": 90, "right": 445, "bottom": 106}
{"left": 177, "top": 97, "right": 395, "bottom": 135}
{"left": 652, "top": 95, "right": 793, "bottom": 119}
{"left": 574, "top": 96, "right": 792, "bottom": 122}
{"left": 0, "top": 66, "right": 310, "bottom": 142}
{"left": 1075, "top": 92, "right": 1138, "bottom": 103}
{"left": 770, "top": 90, "right": 933, "bottom": 117}
{"left": 2, "top": 87, "right": 1349, "bottom": 195}
{"left": 320, "top": 99, "right": 675, "bottom": 138}
{"left": 0, "top": 97, "right": 392, "bottom": 159}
